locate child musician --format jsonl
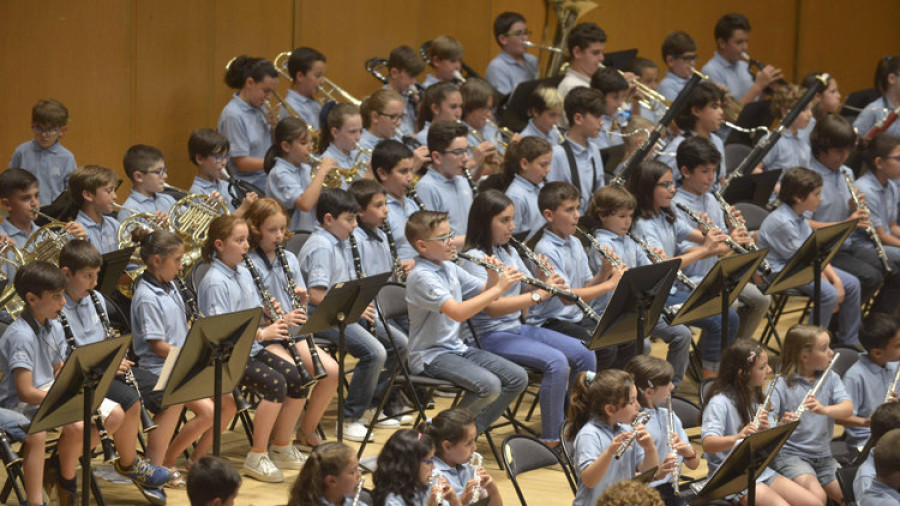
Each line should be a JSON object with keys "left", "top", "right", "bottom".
{"left": 414, "top": 82, "right": 463, "bottom": 148}
{"left": 316, "top": 103, "right": 363, "bottom": 189}
{"left": 384, "top": 45, "right": 426, "bottom": 136}
{"left": 187, "top": 128, "right": 257, "bottom": 215}
{"left": 117, "top": 144, "right": 175, "bottom": 222}
{"left": 373, "top": 428, "right": 460, "bottom": 506}
{"left": 860, "top": 429, "right": 900, "bottom": 505}
{"left": 485, "top": 11, "right": 539, "bottom": 96}
{"left": 855, "top": 135, "right": 900, "bottom": 263}
{"left": 288, "top": 442, "right": 362, "bottom": 506}
{"left": 853, "top": 55, "right": 900, "bottom": 139}
{"left": 283, "top": 47, "right": 327, "bottom": 130}
{"left": 8, "top": 98, "right": 76, "bottom": 206}
{"left": 658, "top": 31, "right": 698, "bottom": 102}
{"left": 503, "top": 137, "right": 553, "bottom": 241}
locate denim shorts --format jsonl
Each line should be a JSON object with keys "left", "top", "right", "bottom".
{"left": 771, "top": 453, "right": 838, "bottom": 486}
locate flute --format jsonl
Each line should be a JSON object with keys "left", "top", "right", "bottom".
{"left": 351, "top": 476, "right": 365, "bottom": 506}
{"left": 627, "top": 232, "right": 697, "bottom": 290}
{"left": 843, "top": 172, "right": 892, "bottom": 272}
{"left": 885, "top": 362, "right": 900, "bottom": 403}
{"left": 667, "top": 395, "right": 681, "bottom": 495}
{"left": 469, "top": 451, "right": 484, "bottom": 501}
{"left": 794, "top": 353, "right": 841, "bottom": 419}
{"left": 89, "top": 291, "right": 158, "bottom": 433}
{"left": 614, "top": 411, "right": 651, "bottom": 459}
{"left": 275, "top": 245, "right": 323, "bottom": 388}
{"left": 752, "top": 377, "right": 778, "bottom": 428}
{"left": 455, "top": 250, "right": 601, "bottom": 323}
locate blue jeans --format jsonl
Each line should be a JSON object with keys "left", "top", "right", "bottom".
{"left": 423, "top": 347, "right": 528, "bottom": 434}
{"left": 650, "top": 318, "right": 691, "bottom": 389}
{"left": 480, "top": 325, "right": 595, "bottom": 442}
{"left": 668, "top": 290, "right": 739, "bottom": 371}
{"left": 797, "top": 266, "right": 861, "bottom": 345}
{"left": 0, "top": 407, "right": 31, "bottom": 442}
{"left": 317, "top": 319, "right": 408, "bottom": 420}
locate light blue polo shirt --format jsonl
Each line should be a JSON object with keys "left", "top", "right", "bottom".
{"left": 266, "top": 156, "right": 316, "bottom": 232}
{"left": 701, "top": 51, "right": 754, "bottom": 102}
{"left": 761, "top": 130, "right": 810, "bottom": 172}
{"left": 460, "top": 245, "right": 528, "bottom": 336}
{"left": 770, "top": 371, "right": 850, "bottom": 458}
{"left": 0, "top": 219, "right": 39, "bottom": 248}
{"left": 9, "top": 139, "right": 77, "bottom": 206}
{"left": 672, "top": 189, "right": 726, "bottom": 284}
{"left": 62, "top": 292, "right": 106, "bottom": 347}
{"left": 643, "top": 406, "right": 689, "bottom": 487}
{"left": 74, "top": 210, "right": 120, "bottom": 254}
{"left": 528, "top": 229, "right": 592, "bottom": 325}
{"left": 505, "top": 174, "right": 544, "bottom": 241}
{"left": 433, "top": 456, "right": 477, "bottom": 500}
{"left": 854, "top": 171, "right": 899, "bottom": 250}
{"left": 386, "top": 193, "right": 419, "bottom": 260}
{"left": 548, "top": 136, "right": 605, "bottom": 214}
{"left": 658, "top": 132, "right": 726, "bottom": 185}
{"left": 485, "top": 50, "right": 539, "bottom": 96}
{"left": 573, "top": 418, "right": 646, "bottom": 506}
{"left": 853, "top": 95, "right": 900, "bottom": 139}
{"left": 414, "top": 121, "right": 431, "bottom": 148}
{"left": 117, "top": 190, "right": 177, "bottom": 222}
{"left": 701, "top": 392, "right": 777, "bottom": 481}
{"left": 197, "top": 256, "right": 265, "bottom": 357}
{"left": 463, "top": 120, "right": 505, "bottom": 156}
{"left": 321, "top": 143, "right": 360, "bottom": 190}
{"left": 414, "top": 169, "right": 474, "bottom": 236}
{"left": 284, "top": 89, "right": 322, "bottom": 131}
{"left": 590, "top": 228, "right": 652, "bottom": 309}
{"left": 842, "top": 354, "right": 899, "bottom": 448}
{"left": 351, "top": 225, "right": 393, "bottom": 279}
{"left": 519, "top": 119, "right": 561, "bottom": 145}
{"left": 189, "top": 176, "right": 236, "bottom": 212}
{"left": 859, "top": 479, "right": 900, "bottom": 505}
{"left": 0, "top": 312, "right": 69, "bottom": 409}
{"left": 217, "top": 93, "right": 270, "bottom": 190}
{"left": 298, "top": 227, "right": 353, "bottom": 292}
{"left": 808, "top": 158, "right": 855, "bottom": 236}
{"left": 245, "top": 247, "right": 307, "bottom": 321}
{"left": 658, "top": 71, "right": 690, "bottom": 102}
{"left": 405, "top": 257, "right": 482, "bottom": 374}
{"left": 756, "top": 203, "right": 811, "bottom": 271}
{"left": 131, "top": 273, "right": 190, "bottom": 375}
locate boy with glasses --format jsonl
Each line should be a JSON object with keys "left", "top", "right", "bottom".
{"left": 117, "top": 144, "right": 176, "bottom": 222}
{"left": 658, "top": 31, "right": 699, "bottom": 102}
{"left": 485, "top": 11, "right": 539, "bottom": 96}
{"left": 188, "top": 128, "right": 257, "bottom": 215}
{"left": 8, "top": 98, "right": 77, "bottom": 206}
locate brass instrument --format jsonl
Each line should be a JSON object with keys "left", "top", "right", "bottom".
{"left": 275, "top": 245, "right": 327, "bottom": 385}
{"left": 365, "top": 57, "right": 389, "bottom": 84}
{"left": 540, "top": 0, "right": 598, "bottom": 77}
{"left": 794, "top": 353, "right": 841, "bottom": 419}
{"left": 598, "top": 62, "right": 671, "bottom": 113}
{"left": 523, "top": 41, "right": 564, "bottom": 54}
{"left": 273, "top": 51, "right": 361, "bottom": 107}
{"left": 165, "top": 184, "right": 230, "bottom": 246}
{"left": 0, "top": 241, "right": 26, "bottom": 319}
{"left": 666, "top": 395, "right": 681, "bottom": 494}
{"left": 308, "top": 154, "right": 361, "bottom": 189}
{"left": 114, "top": 203, "right": 172, "bottom": 250}
{"left": 844, "top": 172, "right": 892, "bottom": 272}
{"left": 486, "top": 119, "right": 516, "bottom": 152}
{"left": 689, "top": 67, "right": 743, "bottom": 123}
{"left": 23, "top": 213, "right": 68, "bottom": 264}
{"left": 614, "top": 411, "right": 651, "bottom": 459}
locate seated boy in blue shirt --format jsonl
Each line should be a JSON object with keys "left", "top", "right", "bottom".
{"left": 841, "top": 313, "right": 900, "bottom": 452}
{"left": 853, "top": 402, "right": 900, "bottom": 502}
{"left": 657, "top": 81, "right": 727, "bottom": 186}
{"left": 71, "top": 164, "right": 122, "bottom": 254}
{"left": 187, "top": 128, "right": 256, "bottom": 216}
{"left": 297, "top": 188, "right": 408, "bottom": 440}
{"left": 415, "top": 121, "right": 475, "bottom": 247}
{"left": 485, "top": 11, "right": 539, "bottom": 97}
{"left": 547, "top": 87, "right": 607, "bottom": 214}
{"left": 348, "top": 179, "right": 411, "bottom": 285}
{"left": 589, "top": 67, "right": 630, "bottom": 149}
{"left": 757, "top": 167, "right": 862, "bottom": 345}
{"left": 0, "top": 168, "right": 84, "bottom": 248}
{"left": 373, "top": 139, "right": 420, "bottom": 261}
{"left": 117, "top": 144, "right": 176, "bottom": 222}
{"left": 404, "top": 209, "right": 527, "bottom": 434}
{"left": 0, "top": 261, "right": 86, "bottom": 505}
{"left": 658, "top": 32, "right": 698, "bottom": 102}
{"left": 860, "top": 428, "right": 900, "bottom": 505}
{"left": 283, "top": 47, "right": 326, "bottom": 130}
{"left": 630, "top": 57, "right": 666, "bottom": 124}
{"left": 529, "top": 182, "right": 630, "bottom": 369}
{"left": 8, "top": 98, "right": 77, "bottom": 206}
{"left": 422, "top": 36, "right": 464, "bottom": 89}
{"left": 519, "top": 85, "right": 563, "bottom": 145}
{"left": 384, "top": 46, "right": 426, "bottom": 136}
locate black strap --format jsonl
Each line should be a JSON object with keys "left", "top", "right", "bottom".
{"left": 561, "top": 140, "right": 581, "bottom": 192}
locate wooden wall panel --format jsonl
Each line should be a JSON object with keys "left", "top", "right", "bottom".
{"left": 0, "top": 0, "right": 895, "bottom": 196}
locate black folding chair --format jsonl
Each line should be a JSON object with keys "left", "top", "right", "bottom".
{"left": 836, "top": 464, "right": 859, "bottom": 506}
{"left": 502, "top": 434, "right": 576, "bottom": 506}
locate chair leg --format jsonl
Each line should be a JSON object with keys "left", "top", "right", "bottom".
{"left": 482, "top": 429, "right": 504, "bottom": 472}
{"left": 90, "top": 468, "right": 107, "bottom": 506}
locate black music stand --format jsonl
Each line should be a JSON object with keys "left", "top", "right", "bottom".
{"left": 97, "top": 247, "right": 136, "bottom": 297}
{"left": 722, "top": 170, "right": 780, "bottom": 208}
{"left": 160, "top": 307, "right": 261, "bottom": 456}
{"left": 763, "top": 220, "right": 856, "bottom": 326}
{"left": 29, "top": 336, "right": 130, "bottom": 506}
{"left": 670, "top": 250, "right": 768, "bottom": 350}
{"left": 296, "top": 272, "right": 392, "bottom": 441}
{"left": 691, "top": 421, "right": 798, "bottom": 506}
{"left": 588, "top": 260, "right": 679, "bottom": 355}
{"left": 633, "top": 466, "right": 659, "bottom": 484}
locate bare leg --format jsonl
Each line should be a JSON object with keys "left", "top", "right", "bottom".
{"left": 296, "top": 344, "right": 338, "bottom": 444}
{"left": 22, "top": 431, "right": 46, "bottom": 505}
{"left": 770, "top": 475, "right": 826, "bottom": 506}
{"left": 192, "top": 394, "right": 236, "bottom": 461}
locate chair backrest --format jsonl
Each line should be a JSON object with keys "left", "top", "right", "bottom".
{"left": 188, "top": 262, "right": 211, "bottom": 294}
{"left": 502, "top": 434, "right": 576, "bottom": 506}
{"left": 836, "top": 464, "right": 859, "bottom": 505}
{"left": 724, "top": 143, "right": 752, "bottom": 174}
{"left": 732, "top": 202, "right": 769, "bottom": 232}
{"left": 375, "top": 282, "right": 407, "bottom": 321}
{"left": 832, "top": 347, "right": 860, "bottom": 378}
{"left": 285, "top": 231, "right": 311, "bottom": 256}
{"left": 558, "top": 420, "right": 578, "bottom": 478}
{"left": 699, "top": 377, "right": 716, "bottom": 406}
{"left": 671, "top": 395, "right": 702, "bottom": 429}
{"left": 842, "top": 88, "right": 878, "bottom": 121}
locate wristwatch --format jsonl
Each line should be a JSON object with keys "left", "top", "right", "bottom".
{"left": 531, "top": 292, "right": 542, "bottom": 304}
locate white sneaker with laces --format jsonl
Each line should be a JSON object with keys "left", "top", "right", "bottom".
{"left": 342, "top": 420, "right": 376, "bottom": 442}
{"left": 362, "top": 408, "right": 401, "bottom": 428}
{"left": 269, "top": 444, "right": 307, "bottom": 470}
{"left": 243, "top": 451, "right": 284, "bottom": 483}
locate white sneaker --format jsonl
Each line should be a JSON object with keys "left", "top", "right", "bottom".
{"left": 342, "top": 420, "right": 376, "bottom": 442}
{"left": 386, "top": 404, "right": 416, "bottom": 425}
{"left": 362, "top": 408, "right": 401, "bottom": 428}
{"left": 269, "top": 444, "right": 307, "bottom": 470}
{"left": 243, "top": 451, "right": 284, "bottom": 483}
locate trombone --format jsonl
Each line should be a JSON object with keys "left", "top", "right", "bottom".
{"left": 598, "top": 62, "right": 671, "bottom": 112}
{"left": 524, "top": 41, "right": 564, "bottom": 54}
{"left": 273, "top": 51, "right": 361, "bottom": 107}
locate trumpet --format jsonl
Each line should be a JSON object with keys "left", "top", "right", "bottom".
{"left": 598, "top": 62, "right": 671, "bottom": 113}
{"left": 794, "top": 353, "right": 841, "bottom": 419}
{"left": 614, "top": 411, "right": 651, "bottom": 459}
{"left": 741, "top": 52, "right": 788, "bottom": 88}
{"left": 523, "top": 40, "right": 564, "bottom": 54}
{"left": 486, "top": 119, "right": 516, "bottom": 152}
{"left": 273, "top": 51, "right": 361, "bottom": 107}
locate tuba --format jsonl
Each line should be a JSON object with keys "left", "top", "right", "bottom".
{"left": 540, "top": 0, "right": 598, "bottom": 77}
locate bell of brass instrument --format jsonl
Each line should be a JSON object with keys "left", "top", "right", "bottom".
{"left": 0, "top": 241, "right": 26, "bottom": 320}
{"left": 540, "top": 0, "right": 598, "bottom": 77}
{"left": 598, "top": 61, "right": 671, "bottom": 113}
{"left": 166, "top": 184, "right": 230, "bottom": 247}
{"left": 309, "top": 154, "right": 360, "bottom": 189}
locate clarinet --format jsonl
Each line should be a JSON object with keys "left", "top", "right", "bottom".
{"left": 674, "top": 202, "right": 750, "bottom": 255}
{"left": 462, "top": 167, "right": 479, "bottom": 196}
{"left": 614, "top": 411, "right": 651, "bottom": 459}
{"left": 627, "top": 232, "right": 697, "bottom": 290}
{"left": 58, "top": 312, "right": 119, "bottom": 463}
{"left": 712, "top": 191, "right": 775, "bottom": 276}
{"left": 843, "top": 172, "right": 892, "bottom": 272}
{"left": 794, "top": 353, "right": 841, "bottom": 419}
{"left": 0, "top": 428, "right": 21, "bottom": 468}
{"left": 578, "top": 227, "right": 683, "bottom": 323}
{"left": 275, "top": 245, "right": 326, "bottom": 385}
{"left": 89, "top": 291, "right": 157, "bottom": 433}
{"left": 752, "top": 377, "right": 778, "bottom": 427}
{"left": 174, "top": 276, "right": 251, "bottom": 413}
{"left": 407, "top": 186, "right": 427, "bottom": 211}
{"left": 455, "top": 251, "right": 601, "bottom": 323}
{"left": 348, "top": 234, "right": 379, "bottom": 335}
{"left": 507, "top": 236, "right": 553, "bottom": 278}
{"left": 379, "top": 220, "right": 406, "bottom": 284}
{"left": 667, "top": 395, "right": 681, "bottom": 495}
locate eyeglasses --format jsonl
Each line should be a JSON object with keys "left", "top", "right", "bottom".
{"left": 31, "top": 125, "right": 62, "bottom": 136}
{"left": 504, "top": 29, "right": 531, "bottom": 37}
{"left": 676, "top": 54, "right": 699, "bottom": 62}
{"left": 441, "top": 148, "right": 469, "bottom": 157}
{"left": 212, "top": 154, "right": 229, "bottom": 162}
{"left": 884, "top": 155, "right": 900, "bottom": 162}
{"left": 420, "top": 458, "right": 435, "bottom": 465}
{"left": 422, "top": 231, "right": 455, "bottom": 244}
{"left": 141, "top": 167, "right": 168, "bottom": 176}
{"left": 377, "top": 111, "right": 407, "bottom": 122}
{"left": 655, "top": 181, "right": 676, "bottom": 189}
